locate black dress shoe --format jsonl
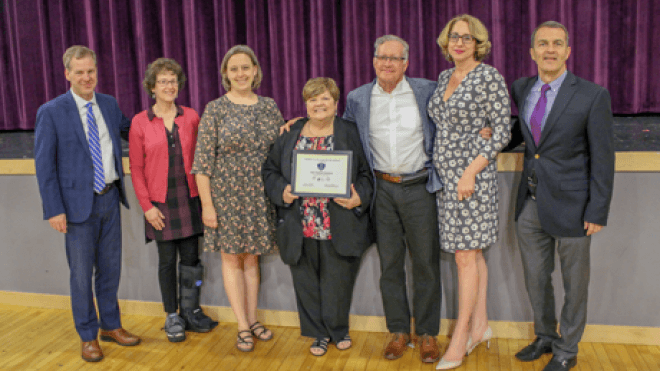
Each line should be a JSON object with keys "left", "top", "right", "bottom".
{"left": 542, "top": 355, "right": 577, "bottom": 371}
{"left": 515, "top": 337, "right": 553, "bottom": 361}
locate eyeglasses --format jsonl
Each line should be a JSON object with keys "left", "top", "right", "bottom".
{"left": 448, "top": 33, "right": 476, "bottom": 44}
{"left": 374, "top": 55, "right": 406, "bottom": 63}
{"left": 156, "top": 80, "right": 178, "bottom": 86}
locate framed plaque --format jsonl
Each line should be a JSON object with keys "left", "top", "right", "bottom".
{"left": 291, "top": 150, "right": 352, "bottom": 198}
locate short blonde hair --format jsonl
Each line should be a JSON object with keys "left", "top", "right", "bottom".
{"left": 220, "top": 45, "right": 263, "bottom": 91}
{"left": 63, "top": 46, "right": 96, "bottom": 70}
{"left": 437, "top": 14, "right": 492, "bottom": 62}
{"left": 302, "top": 77, "right": 340, "bottom": 102}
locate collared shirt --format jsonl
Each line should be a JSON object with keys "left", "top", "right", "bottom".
{"left": 70, "top": 89, "right": 118, "bottom": 184}
{"left": 369, "top": 78, "right": 427, "bottom": 174}
{"left": 523, "top": 70, "right": 568, "bottom": 133}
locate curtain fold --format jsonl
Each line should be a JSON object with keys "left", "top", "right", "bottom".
{"left": 1, "top": 0, "right": 658, "bottom": 130}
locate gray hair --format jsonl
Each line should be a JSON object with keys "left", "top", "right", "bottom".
{"left": 63, "top": 46, "right": 97, "bottom": 70}
{"left": 374, "top": 35, "right": 409, "bottom": 61}
{"left": 531, "top": 21, "right": 570, "bottom": 48}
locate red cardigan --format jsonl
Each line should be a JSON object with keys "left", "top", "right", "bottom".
{"left": 129, "top": 106, "right": 200, "bottom": 213}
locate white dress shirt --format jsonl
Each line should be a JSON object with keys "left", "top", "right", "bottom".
{"left": 71, "top": 89, "right": 118, "bottom": 184}
{"left": 369, "top": 78, "right": 427, "bottom": 174}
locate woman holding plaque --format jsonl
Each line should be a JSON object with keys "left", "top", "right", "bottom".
{"left": 192, "top": 45, "right": 282, "bottom": 352}
{"left": 262, "top": 77, "right": 373, "bottom": 356}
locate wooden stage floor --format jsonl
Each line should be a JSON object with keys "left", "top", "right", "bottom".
{"left": 0, "top": 303, "right": 658, "bottom": 370}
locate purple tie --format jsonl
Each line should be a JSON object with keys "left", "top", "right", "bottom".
{"left": 530, "top": 84, "right": 551, "bottom": 146}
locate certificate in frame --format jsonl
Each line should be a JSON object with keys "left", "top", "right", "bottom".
{"left": 291, "top": 150, "right": 352, "bottom": 198}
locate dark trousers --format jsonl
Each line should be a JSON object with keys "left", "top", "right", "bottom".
{"left": 156, "top": 236, "right": 200, "bottom": 313}
{"left": 374, "top": 178, "right": 441, "bottom": 336}
{"left": 65, "top": 187, "right": 122, "bottom": 342}
{"left": 515, "top": 197, "right": 591, "bottom": 358}
{"left": 289, "top": 238, "right": 361, "bottom": 342}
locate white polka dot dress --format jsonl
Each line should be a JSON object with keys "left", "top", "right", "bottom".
{"left": 427, "top": 63, "right": 511, "bottom": 252}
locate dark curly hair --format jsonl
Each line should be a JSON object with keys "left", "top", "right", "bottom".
{"left": 142, "top": 58, "right": 186, "bottom": 98}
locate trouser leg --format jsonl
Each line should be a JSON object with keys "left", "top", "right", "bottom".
{"left": 515, "top": 198, "right": 559, "bottom": 341}
{"left": 94, "top": 187, "right": 122, "bottom": 331}
{"left": 65, "top": 219, "right": 99, "bottom": 342}
{"left": 318, "top": 240, "right": 361, "bottom": 342}
{"left": 397, "top": 181, "right": 440, "bottom": 336}
{"left": 289, "top": 238, "right": 327, "bottom": 339}
{"left": 554, "top": 234, "right": 591, "bottom": 358}
{"left": 157, "top": 240, "right": 178, "bottom": 313}
{"left": 374, "top": 180, "right": 410, "bottom": 334}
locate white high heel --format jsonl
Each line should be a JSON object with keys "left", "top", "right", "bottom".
{"left": 435, "top": 357, "right": 463, "bottom": 370}
{"left": 465, "top": 326, "right": 492, "bottom": 355}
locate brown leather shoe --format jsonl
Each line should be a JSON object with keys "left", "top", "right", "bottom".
{"left": 81, "top": 339, "right": 103, "bottom": 362}
{"left": 384, "top": 332, "right": 410, "bottom": 360}
{"left": 418, "top": 334, "right": 440, "bottom": 363}
{"left": 100, "top": 328, "right": 141, "bottom": 346}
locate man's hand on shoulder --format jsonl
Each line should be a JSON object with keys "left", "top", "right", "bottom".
{"left": 49, "top": 213, "right": 67, "bottom": 233}
{"left": 584, "top": 222, "right": 603, "bottom": 236}
{"left": 279, "top": 117, "right": 304, "bottom": 135}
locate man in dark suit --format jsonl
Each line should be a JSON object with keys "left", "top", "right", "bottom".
{"left": 508, "top": 22, "right": 615, "bottom": 371}
{"left": 342, "top": 34, "right": 442, "bottom": 363}
{"left": 34, "top": 46, "right": 140, "bottom": 362}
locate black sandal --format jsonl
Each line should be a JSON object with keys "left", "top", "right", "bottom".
{"left": 236, "top": 330, "right": 254, "bottom": 352}
{"left": 249, "top": 321, "right": 273, "bottom": 341}
{"left": 310, "top": 338, "right": 329, "bottom": 356}
{"left": 336, "top": 334, "right": 352, "bottom": 350}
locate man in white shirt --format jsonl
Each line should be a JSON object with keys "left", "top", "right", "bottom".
{"left": 343, "top": 35, "right": 442, "bottom": 363}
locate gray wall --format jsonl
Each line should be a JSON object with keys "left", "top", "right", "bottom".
{"left": 1, "top": 173, "right": 658, "bottom": 327}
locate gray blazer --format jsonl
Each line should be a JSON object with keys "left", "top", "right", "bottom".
{"left": 509, "top": 71, "right": 615, "bottom": 237}
{"left": 343, "top": 76, "right": 442, "bottom": 197}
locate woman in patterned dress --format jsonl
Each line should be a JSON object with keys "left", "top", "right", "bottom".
{"left": 129, "top": 58, "right": 217, "bottom": 343}
{"left": 262, "top": 78, "right": 372, "bottom": 357}
{"left": 192, "top": 46, "right": 281, "bottom": 352}
{"left": 427, "top": 15, "right": 511, "bottom": 369}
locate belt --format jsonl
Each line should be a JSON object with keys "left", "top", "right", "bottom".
{"left": 95, "top": 183, "right": 115, "bottom": 195}
{"left": 374, "top": 169, "right": 428, "bottom": 184}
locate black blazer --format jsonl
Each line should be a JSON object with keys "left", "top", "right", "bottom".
{"left": 509, "top": 71, "right": 615, "bottom": 237}
{"left": 262, "top": 117, "right": 373, "bottom": 265}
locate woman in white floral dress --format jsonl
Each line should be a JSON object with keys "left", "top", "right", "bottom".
{"left": 427, "top": 14, "right": 511, "bottom": 370}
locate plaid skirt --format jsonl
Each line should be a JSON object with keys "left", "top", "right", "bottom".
{"left": 145, "top": 124, "right": 203, "bottom": 242}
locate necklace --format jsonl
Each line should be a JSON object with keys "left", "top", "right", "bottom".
{"left": 305, "top": 120, "right": 333, "bottom": 137}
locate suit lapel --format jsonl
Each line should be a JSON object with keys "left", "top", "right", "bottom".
{"left": 65, "top": 91, "right": 92, "bottom": 158}
{"left": 359, "top": 81, "right": 374, "bottom": 133}
{"left": 538, "top": 72, "right": 577, "bottom": 148}
{"left": 356, "top": 81, "right": 375, "bottom": 166}
{"left": 282, "top": 121, "right": 304, "bottom": 182}
{"left": 96, "top": 95, "right": 121, "bottom": 157}
{"left": 518, "top": 78, "right": 537, "bottom": 146}
{"left": 333, "top": 118, "right": 348, "bottom": 151}
{"left": 408, "top": 77, "right": 427, "bottom": 122}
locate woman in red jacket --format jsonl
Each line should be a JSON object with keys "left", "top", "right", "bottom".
{"left": 129, "top": 58, "right": 217, "bottom": 342}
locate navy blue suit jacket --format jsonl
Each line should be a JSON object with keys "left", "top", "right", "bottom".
{"left": 343, "top": 77, "right": 442, "bottom": 199}
{"left": 35, "top": 91, "right": 131, "bottom": 223}
{"left": 509, "top": 71, "right": 615, "bottom": 237}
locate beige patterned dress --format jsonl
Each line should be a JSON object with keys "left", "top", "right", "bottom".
{"left": 192, "top": 95, "right": 283, "bottom": 254}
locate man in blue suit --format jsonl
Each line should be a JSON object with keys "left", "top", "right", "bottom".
{"left": 343, "top": 35, "right": 442, "bottom": 363}
{"left": 508, "top": 22, "right": 615, "bottom": 371}
{"left": 35, "top": 46, "right": 140, "bottom": 362}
